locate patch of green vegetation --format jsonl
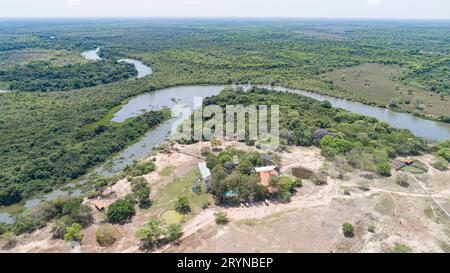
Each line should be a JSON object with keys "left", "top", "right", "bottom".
{"left": 391, "top": 243, "right": 412, "bottom": 253}
{"left": 0, "top": 81, "right": 9, "bottom": 89}
{"left": 161, "top": 210, "right": 183, "bottom": 224}
{"left": 81, "top": 100, "right": 128, "bottom": 132}
{"left": 147, "top": 168, "right": 212, "bottom": 220}
{"left": 326, "top": 63, "right": 450, "bottom": 119}
{"left": 158, "top": 166, "right": 176, "bottom": 177}
{"left": 401, "top": 165, "right": 426, "bottom": 174}
{"left": 424, "top": 206, "right": 434, "bottom": 219}
{"left": 215, "top": 211, "right": 229, "bottom": 225}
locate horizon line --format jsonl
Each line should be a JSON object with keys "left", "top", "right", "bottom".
{"left": 0, "top": 16, "right": 449, "bottom": 21}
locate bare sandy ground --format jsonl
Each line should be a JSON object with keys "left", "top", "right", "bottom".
{"left": 3, "top": 141, "right": 450, "bottom": 253}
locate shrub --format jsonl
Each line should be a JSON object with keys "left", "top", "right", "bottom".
{"left": 312, "top": 170, "right": 328, "bottom": 186}
{"left": 391, "top": 243, "right": 412, "bottom": 253}
{"left": 124, "top": 160, "right": 155, "bottom": 177}
{"left": 211, "top": 139, "right": 222, "bottom": 151}
{"left": 237, "top": 160, "right": 254, "bottom": 175}
{"left": 432, "top": 155, "right": 448, "bottom": 171}
{"left": 206, "top": 153, "right": 219, "bottom": 169}
{"left": 201, "top": 147, "right": 211, "bottom": 156}
{"left": 51, "top": 217, "right": 71, "bottom": 239}
{"left": 215, "top": 212, "right": 229, "bottom": 225}
{"left": 437, "top": 148, "right": 450, "bottom": 162}
{"left": 342, "top": 223, "right": 354, "bottom": 237}
{"left": 64, "top": 223, "right": 82, "bottom": 242}
{"left": 0, "top": 224, "right": 8, "bottom": 235}
{"left": 96, "top": 224, "right": 119, "bottom": 247}
{"left": 12, "top": 215, "right": 42, "bottom": 235}
{"left": 376, "top": 161, "right": 391, "bottom": 177}
{"left": 107, "top": 199, "right": 135, "bottom": 223}
{"left": 175, "top": 196, "right": 191, "bottom": 214}
{"left": 396, "top": 174, "right": 410, "bottom": 187}
{"left": 167, "top": 224, "right": 182, "bottom": 242}
{"left": 131, "top": 177, "right": 151, "bottom": 207}
{"left": 0, "top": 232, "right": 17, "bottom": 249}
{"left": 368, "top": 224, "right": 376, "bottom": 233}
{"left": 136, "top": 218, "right": 166, "bottom": 248}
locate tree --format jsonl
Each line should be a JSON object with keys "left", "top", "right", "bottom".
{"left": 437, "top": 148, "right": 450, "bottom": 162}
{"left": 342, "top": 223, "right": 354, "bottom": 238}
{"left": 167, "top": 224, "right": 182, "bottom": 242}
{"left": 237, "top": 160, "right": 253, "bottom": 175}
{"left": 107, "top": 199, "right": 135, "bottom": 223}
{"left": 131, "top": 177, "right": 151, "bottom": 207}
{"left": 64, "top": 223, "right": 82, "bottom": 242}
{"left": 136, "top": 218, "right": 166, "bottom": 248}
{"left": 320, "top": 135, "right": 354, "bottom": 158}
{"left": 215, "top": 212, "right": 229, "bottom": 225}
{"left": 175, "top": 196, "right": 191, "bottom": 214}
{"left": 206, "top": 153, "right": 219, "bottom": 169}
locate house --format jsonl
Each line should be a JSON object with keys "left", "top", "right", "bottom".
{"left": 402, "top": 158, "right": 415, "bottom": 165}
{"left": 255, "top": 166, "right": 279, "bottom": 193}
{"left": 94, "top": 200, "right": 106, "bottom": 211}
{"left": 254, "top": 166, "right": 277, "bottom": 173}
{"left": 198, "top": 162, "right": 212, "bottom": 190}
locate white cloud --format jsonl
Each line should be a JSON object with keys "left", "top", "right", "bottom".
{"left": 366, "top": 0, "right": 382, "bottom": 6}
{"left": 66, "top": 0, "right": 81, "bottom": 7}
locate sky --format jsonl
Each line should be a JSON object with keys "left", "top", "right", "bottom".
{"left": 0, "top": 0, "right": 449, "bottom": 19}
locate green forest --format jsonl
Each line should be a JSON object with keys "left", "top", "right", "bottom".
{"left": 0, "top": 60, "right": 137, "bottom": 91}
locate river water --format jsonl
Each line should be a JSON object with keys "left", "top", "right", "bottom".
{"left": 118, "top": 59, "right": 152, "bottom": 78}
{"left": 81, "top": 47, "right": 102, "bottom": 61}
{"left": 2, "top": 49, "right": 450, "bottom": 224}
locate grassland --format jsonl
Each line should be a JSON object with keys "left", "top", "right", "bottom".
{"left": 144, "top": 168, "right": 212, "bottom": 222}
{"left": 0, "top": 48, "right": 88, "bottom": 68}
{"left": 326, "top": 63, "right": 450, "bottom": 118}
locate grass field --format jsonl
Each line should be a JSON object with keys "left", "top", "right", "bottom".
{"left": 146, "top": 168, "right": 212, "bottom": 222}
{"left": 0, "top": 48, "right": 88, "bottom": 68}
{"left": 0, "top": 82, "right": 9, "bottom": 89}
{"left": 326, "top": 63, "right": 450, "bottom": 118}
{"left": 158, "top": 166, "right": 176, "bottom": 177}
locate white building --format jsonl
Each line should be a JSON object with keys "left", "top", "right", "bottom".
{"left": 198, "top": 162, "right": 212, "bottom": 189}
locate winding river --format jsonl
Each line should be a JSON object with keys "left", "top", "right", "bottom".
{"left": 1, "top": 48, "right": 450, "bottom": 224}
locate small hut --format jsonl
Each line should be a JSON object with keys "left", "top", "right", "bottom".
{"left": 94, "top": 200, "right": 106, "bottom": 211}
{"left": 255, "top": 166, "right": 279, "bottom": 193}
